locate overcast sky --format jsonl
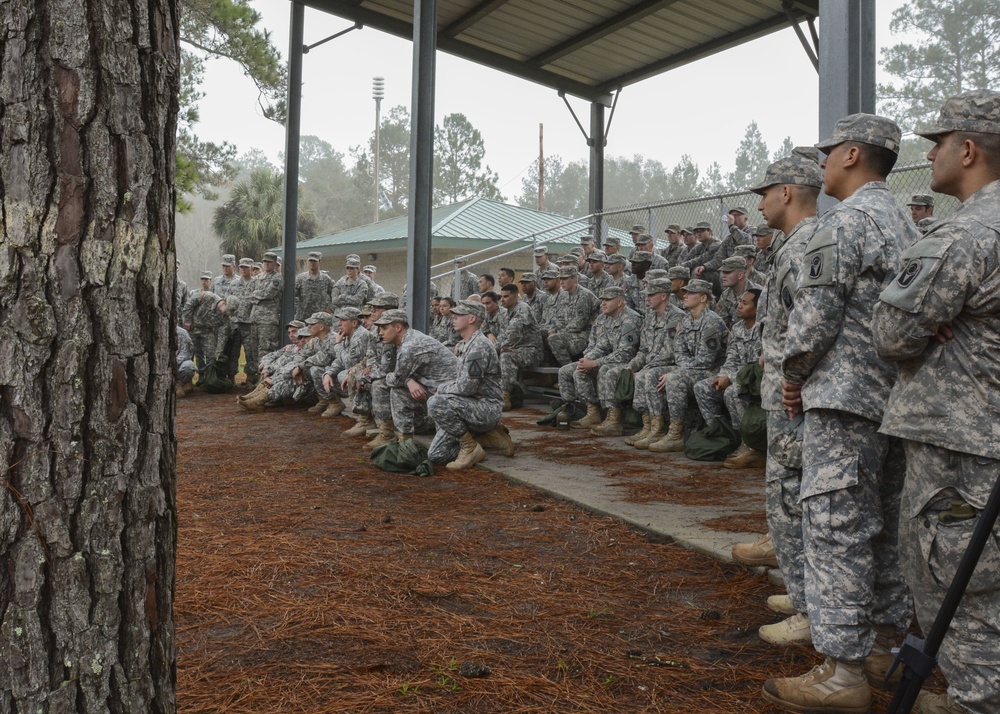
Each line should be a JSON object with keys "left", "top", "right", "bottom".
{"left": 193, "top": 0, "right": 909, "bottom": 198}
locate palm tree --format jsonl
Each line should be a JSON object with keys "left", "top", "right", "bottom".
{"left": 212, "top": 167, "right": 317, "bottom": 259}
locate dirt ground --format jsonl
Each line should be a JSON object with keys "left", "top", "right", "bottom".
{"left": 175, "top": 392, "right": 900, "bottom": 713}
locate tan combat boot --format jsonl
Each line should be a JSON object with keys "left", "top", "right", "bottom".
{"left": 913, "top": 692, "right": 967, "bottom": 714}
{"left": 308, "top": 398, "right": 330, "bottom": 414}
{"left": 624, "top": 413, "right": 651, "bottom": 446}
{"left": 767, "top": 594, "right": 797, "bottom": 616}
{"left": 864, "top": 624, "right": 901, "bottom": 691}
{"left": 238, "top": 388, "right": 268, "bottom": 413}
{"left": 446, "top": 432, "right": 487, "bottom": 470}
{"left": 502, "top": 390, "right": 512, "bottom": 411}
{"left": 342, "top": 414, "right": 375, "bottom": 437}
{"left": 238, "top": 382, "right": 266, "bottom": 402}
{"left": 321, "top": 396, "right": 346, "bottom": 418}
{"left": 590, "top": 407, "right": 623, "bottom": 437}
{"left": 759, "top": 612, "right": 812, "bottom": 645}
{"left": 732, "top": 533, "right": 779, "bottom": 568}
{"left": 364, "top": 420, "right": 396, "bottom": 451}
{"left": 571, "top": 403, "right": 602, "bottom": 429}
{"left": 724, "top": 442, "right": 767, "bottom": 469}
{"left": 762, "top": 658, "right": 871, "bottom": 714}
{"left": 397, "top": 433, "right": 413, "bottom": 442}
{"left": 648, "top": 419, "right": 684, "bottom": 453}
{"left": 175, "top": 384, "right": 187, "bottom": 399}
{"left": 634, "top": 415, "right": 664, "bottom": 450}
{"left": 474, "top": 424, "right": 515, "bottom": 457}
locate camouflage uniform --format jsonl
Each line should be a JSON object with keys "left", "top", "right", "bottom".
{"left": 427, "top": 329, "right": 503, "bottom": 464}
{"left": 211, "top": 272, "right": 239, "bottom": 377}
{"left": 661, "top": 241, "right": 686, "bottom": 267}
{"left": 496, "top": 299, "right": 543, "bottom": 392}
{"left": 312, "top": 328, "right": 370, "bottom": 401}
{"left": 660, "top": 309, "right": 727, "bottom": 422}
{"left": 482, "top": 308, "right": 506, "bottom": 342}
{"left": 629, "top": 304, "right": 685, "bottom": 415}
{"left": 295, "top": 271, "right": 335, "bottom": 320}
{"left": 363, "top": 324, "right": 397, "bottom": 424}
{"left": 714, "top": 280, "right": 763, "bottom": 329}
{"left": 331, "top": 275, "right": 372, "bottom": 310}
{"left": 693, "top": 319, "right": 761, "bottom": 430}
{"left": 182, "top": 291, "right": 227, "bottom": 372}
{"left": 681, "top": 238, "right": 722, "bottom": 271}
{"left": 589, "top": 270, "right": 615, "bottom": 294}
{"left": 175, "top": 277, "right": 188, "bottom": 326}
{"left": 873, "top": 167, "right": 1000, "bottom": 712}
{"left": 557, "top": 306, "right": 642, "bottom": 408}
{"left": 386, "top": 329, "right": 458, "bottom": 434}
{"left": 622, "top": 272, "right": 647, "bottom": 314}
{"left": 523, "top": 291, "right": 546, "bottom": 324}
{"left": 226, "top": 275, "right": 255, "bottom": 377}
{"left": 783, "top": 178, "right": 917, "bottom": 663}
{"left": 457, "top": 270, "right": 479, "bottom": 300}
{"left": 546, "top": 286, "right": 599, "bottom": 365}
{"left": 211, "top": 273, "right": 238, "bottom": 299}
{"left": 249, "top": 270, "right": 283, "bottom": 366}
{"left": 176, "top": 326, "right": 196, "bottom": 386}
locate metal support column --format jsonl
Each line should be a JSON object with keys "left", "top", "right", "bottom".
{"left": 406, "top": 0, "right": 437, "bottom": 332}
{"left": 589, "top": 101, "right": 606, "bottom": 246}
{"left": 280, "top": 2, "right": 305, "bottom": 331}
{"left": 818, "top": 0, "right": 875, "bottom": 210}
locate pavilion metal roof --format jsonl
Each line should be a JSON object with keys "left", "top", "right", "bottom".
{"left": 301, "top": 0, "right": 819, "bottom": 102}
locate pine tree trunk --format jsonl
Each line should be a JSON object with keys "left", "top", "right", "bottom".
{"left": 0, "top": 0, "right": 179, "bottom": 711}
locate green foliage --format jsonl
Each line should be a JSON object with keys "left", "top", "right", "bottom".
{"left": 350, "top": 105, "right": 412, "bottom": 220}
{"left": 434, "top": 113, "right": 503, "bottom": 204}
{"left": 726, "top": 121, "right": 770, "bottom": 193}
{"left": 211, "top": 167, "right": 317, "bottom": 259}
{"left": 879, "top": 0, "right": 1000, "bottom": 131}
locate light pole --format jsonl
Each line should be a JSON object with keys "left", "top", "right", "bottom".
{"left": 372, "top": 76, "right": 385, "bottom": 223}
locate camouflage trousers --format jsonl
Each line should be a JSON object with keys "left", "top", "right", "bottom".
{"left": 176, "top": 360, "right": 196, "bottom": 386}
{"left": 219, "top": 321, "right": 242, "bottom": 378}
{"left": 597, "top": 364, "right": 630, "bottom": 408}
{"left": 309, "top": 366, "right": 349, "bottom": 401}
{"left": 191, "top": 329, "right": 220, "bottom": 374}
{"left": 765, "top": 409, "right": 805, "bottom": 613}
{"left": 693, "top": 379, "right": 748, "bottom": 432}
{"left": 633, "top": 366, "right": 675, "bottom": 415}
{"left": 499, "top": 346, "right": 543, "bottom": 391}
{"left": 266, "top": 372, "right": 314, "bottom": 405}
{"left": 898, "top": 440, "right": 1000, "bottom": 714}
{"left": 389, "top": 384, "right": 433, "bottom": 435}
{"left": 249, "top": 323, "right": 281, "bottom": 373}
{"left": 662, "top": 368, "right": 713, "bottom": 423}
{"left": 548, "top": 331, "right": 589, "bottom": 366}
{"left": 369, "top": 378, "right": 392, "bottom": 422}
{"left": 353, "top": 384, "right": 373, "bottom": 416}
{"left": 801, "top": 409, "right": 912, "bottom": 662}
{"left": 426, "top": 394, "right": 502, "bottom": 464}
{"left": 235, "top": 322, "right": 255, "bottom": 376}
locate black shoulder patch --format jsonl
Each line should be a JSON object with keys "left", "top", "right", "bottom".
{"left": 781, "top": 286, "right": 794, "bottom": 310}
{"left": 897, "top": 258, "right": 922, "bottom": 288}
{"left": 808, "top": 253, "right": 824, "bottom": 280}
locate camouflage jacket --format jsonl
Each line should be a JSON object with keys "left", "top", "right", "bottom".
{"left": 714, "top": 280, "right": 763, "bottom": 329}
{"left": 182, "top": 291, "right": 226, "bottom": 332}
{"left": 760, "top": 216, "right": 817, "bottom": 411}
{"left": 250, "top": 271, "right": 283, "bottom": 325}
{"left": 295, "top": 271, "right": 335, "bottom": 320}
{"left": 386, "top": 328, "right": 459, "bottom": 391}
{"left": 783, "top": 182, "right": 918, "bottom": 422}
{"left": 584, "top": 305, "right": 643, "bottom": 366}
{"left": 661, "top": 242, "right": 686, "bottom": 267}
{"left": 627, "top": 304, "right": 686, "bottom": 371}
{"left": 681, "top": 238, "right": 722, "bottom": 270}
{"left": 482, "top": 309, "right": 507, "bottom": 341}
{"left": 550, "top": 286, "right": 599, "bottom": 335}
{"left": 328, "top": 327, "right": 371, "bottom": 376}
{"left": 496, "top": 299, "right": 542, "bottom": 353}
{"left": 364, "top": 323, "right": 396, "bottom": 382}
{"left": 211, "top": 273, "right": 239, "bottom": 299}
{"left": 703, "top": 229, "right": 750, "bottom": 273}
{"left": 176, "top": 326, "right": 194, "bottom": 366}
{"left": 226, "top": 276, "right": 255, "bottom": 324}
{"left": 874, "top": 179, "right": 1000, "bottom": 462}
{"left": 589, "top": 270, "right": 615, "bottom": 294}
{"left": 719, "top": 319, "right": 761, "bottom": 380}
{"left": 673, "top": 309, "right": 728, "bottom": 371}
{"left": 331, "top": 276, "right": 372, "bottom": 310}
{"left": 458, "top": 271, "right": 479, "bottom": 300}
{"left": 523, "top": 291, "right": 546, "bottom": 325}
{"left": 437, "top": 329, "right": 503, "bottom": 404}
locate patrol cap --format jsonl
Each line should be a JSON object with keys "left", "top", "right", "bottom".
{"left": 754, "top": 224, "right": 775, "bottom": 237}
{"left": 533, "top": 246, "right": 549, "bottom": 257}
{"left": 373, "top": 308, "right": 409, "bottom": 326}
{"left": 253, "top": 262, "right": 262, "bottom": 270}
{"left": 629, "top": 224, "right": 647, "bottom": 234}
{"left": 645, "top": 278, "right": 672, "bottom": 295}
{"left": 306, "top": 311, "right": 334, "bottom": 326}
{"left": 749, "top": 155, "right": 824, "bottom": 194}
{"left": 221, "top": 254, "right": 236, "bottom": 266}
{"left": 665, "top": 224, "right": 683, "bottom": 234}
{"left": 667, "top": 265, "right": 691, "bottom": 280}
{"left": 598, "top": 286, "right": 626, "bottom": 301}
{"left": 916, "top": 89, "right": 1000, "bottom": 140}
{"left": 363, "top": 264, "right": 377, "bottom": 273}
{"left": 682, "top": 227, "right": 695, "bottom": 235}
{"left": 815, "top": 112, "right": 901, "bottom": 154}
{"left": 455, "top": 255, "right": 469, "bottom": 263}
{"left": 693, "top": 221, "right": 712, "bottom": 231}
{"left": 518, "top": 272, "right": 537, "bottom": 283}
{"left": 556, "top": 255, "right": 577, "bottom": 265}
{"left": 297, "top": 326, "right": 311, "bottom": 337}
{"left": 286, "top": 319, "right": 306, "bottom": 329}
{"left": 200, "top": 270, "right": 212, "bottom": 280}
{"left": 346, "top": 253, "right": 362, "bottom": 262}
{"left": 605, "top": 253, "right": 627, "bottom": 266}
{"left": 629, "top": 250, "right": 653, "bottom": 263}
{"left": 262, "top": 251, "right": 278, "bottom": 263}
{"left": 635, "top": 233, "right": 655, "bottom": 246}
{"left": 728, "top": 207, "right": 749, "bottom": 216}
{"left": 450, "top": 299, "right": 486, "bottom": 320}
{"left": 720, "top": 256, "right": 748, "bottom": 273}
{"left": 682, "top": 278, "right": 713, "bottom": 295}
{"left": 359, "top": 305, "right": 373, "bottom": 317}
{"left": 907, "top": 193, "right": 935, "bottom": 207}
{"left": 345, "top": 256, "right": 361, "bottom": 268}
{"left": 792, "top": 145, "right": 820, "bottom": 163}
{"left": 238, "top": 257, "right": 254, "bottom": 268}
{"left": 734, "top": 245, "right": 758, "bottom": 258}
{"left": 645, "top": 269, "right": 668, "bottom": 281}
{"left": 586, "top": 250, "right": 607, "bottom": 262}
{"left": 558, "top": 266, "right": 580, "bottom": 278}
{"left": 307, "top": 251, "right": 322, "bottom": 261}
{"left": 540, "top": 268, "right": 560, "bottom": 280}
{"left": 368, "top": 292, "right": 400, "bottom": 308}
{"left": 568, "top": 246, "right": 585, "bottom": 257}
{"left": 579, "top": 234, "right": 595, "bottom": 245}
{"left": 604, "top": 235, "right": 622, "bottom": 247}
{"left": 334, "top": 306, "right": 361, "bottom": 321}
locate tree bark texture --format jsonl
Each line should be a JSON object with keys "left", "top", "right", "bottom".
{"left": 0, "top": 0, "right": 179, "bottom": 711}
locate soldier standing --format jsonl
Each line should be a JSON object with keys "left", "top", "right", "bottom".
{"left": 660, "top": 225, "right": 687, "bottom": 266}
{"left": 331, "top": 255, "right": 373, "bottom": 310}
{"left": 765, "top": 115, "right": 918, "bottom": 713}
{"left": 226, "top": 258, "right": 256, "bottom": 383}
{"left": 872, "top": 90, "right": 1000, "bottom": 714}
{"left": 295, "top": 251, "right": 334, "bottom": 320}
{"left": 248, "top": 251, "right": 283, "bottom": 376}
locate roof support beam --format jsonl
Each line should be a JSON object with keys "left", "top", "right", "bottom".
{"left": 281, "top": 1, "right": 305, "bottom": 332}
{"left": 589, "top": 102, "right": 606, "bottom": 247}
{"left": 529, "top": 0, "right": 682, "bottom": 67}
{"left": 440, "top": 0, "right": 512, "bottom": 39}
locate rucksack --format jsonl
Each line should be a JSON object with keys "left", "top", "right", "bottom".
{"left": 370, "top": 439, "right": 434, "bottom": 476}
{"left": 200, "top": 358, "right": 234, "bottom": 394}
{"left": 739, "top": 403, "right": 768, "bottom": 453}
{"left": 683, "top": 417, "right": 741, "bottom": 461}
